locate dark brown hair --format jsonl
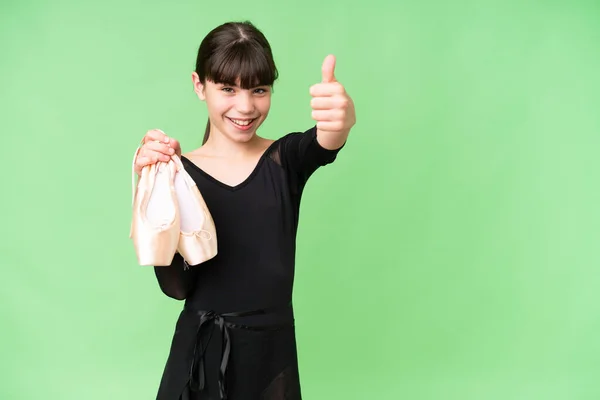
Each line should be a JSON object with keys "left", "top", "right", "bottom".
{"left": 194, "top": 21, "right": 279, "bottom": 144}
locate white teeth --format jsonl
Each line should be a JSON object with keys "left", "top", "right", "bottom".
{"left": 230, "top": 119, "right": 253, "bottom": 126}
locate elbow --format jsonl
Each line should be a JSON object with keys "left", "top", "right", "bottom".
{"left": 165, "top": 290, "right": 187, "bottom": 301}
{"left": 153, "top": 262, "right": 193, "bottom": 301}
{"left": 157, "top": 282, "right": 189, "bottom": 301}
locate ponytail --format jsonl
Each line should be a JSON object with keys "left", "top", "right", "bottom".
{"left": 202, "top": 118, "right": 210, "bottom": 144}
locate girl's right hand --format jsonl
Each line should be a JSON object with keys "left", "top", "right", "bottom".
{"left": 134, "top": 129, "right": 182, "bottom": 176}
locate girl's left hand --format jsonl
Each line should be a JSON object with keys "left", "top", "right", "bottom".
{"left": 310, "top": 55, "right": 356, "bottom": 148}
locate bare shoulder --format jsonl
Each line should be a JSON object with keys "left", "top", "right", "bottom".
{"left": 259, "top": 137, "right": 276, "bottom": 151}
{"left": 182, "top": 146, "right": 210, "bottom": 160}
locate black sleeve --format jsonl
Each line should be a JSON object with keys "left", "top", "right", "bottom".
{"left": 153, "top": 253, "right": 200, "bottom": 300}
{"left": 279, "top": 126, "right": 345, "bottom": 193}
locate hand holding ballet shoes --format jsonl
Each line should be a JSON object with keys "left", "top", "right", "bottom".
{"left": 129, "top": 130, "right": 218, "bottom": 267}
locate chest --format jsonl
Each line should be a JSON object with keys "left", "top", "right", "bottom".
{"left": 184, "top": 158, "right": 295, "bottom": 235}
{"left": 185, "top": 155, "right": 262, "bottom": 188}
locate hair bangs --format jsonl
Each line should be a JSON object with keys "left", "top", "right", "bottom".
{"left": 206, "top": 41, "right": 277, "bottom": 89}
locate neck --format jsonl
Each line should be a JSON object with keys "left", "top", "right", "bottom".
{"left": 202, "top": 127, "right": 263, "bottom": 158}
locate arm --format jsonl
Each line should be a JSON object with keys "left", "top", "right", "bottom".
{"left": 153, "top": 253, "right": 199, "bottom": 300}
{"left": 310, "top": 54, "right": 356, "bottom": 150}
{"left": 278, "top": 126, "right": 344, "bottom": 196}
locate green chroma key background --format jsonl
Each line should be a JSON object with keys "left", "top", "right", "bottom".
{"left": 1, "top": 0, "right": 599, "bottom": 399}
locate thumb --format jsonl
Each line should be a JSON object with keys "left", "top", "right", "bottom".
{"left": 321, "top": 54, "right": 337, "bottom": 83}
{"left": 170, "top": 138, "right": 182, "bottom": 157}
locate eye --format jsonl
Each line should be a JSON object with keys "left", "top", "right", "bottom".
{"left": 254, "top": 87, "right": 269, "bottom": 95}
{"left": 221, "top": 87, "right": 235, "bottom": 93}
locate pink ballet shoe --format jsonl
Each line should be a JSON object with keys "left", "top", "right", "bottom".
{"left": 130, "top": 146, "right": 181, "bottom": 266}
{"left": 172, "top": 154, "right": 218, "bottom": 266}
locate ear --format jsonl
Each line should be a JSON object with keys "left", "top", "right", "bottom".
{"left": 192, "top": 72, "right": 206, "bottom": 101}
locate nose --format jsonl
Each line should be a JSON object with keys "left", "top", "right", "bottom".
{"left": 235, "top": 92, "right": 255, "bottom": 114}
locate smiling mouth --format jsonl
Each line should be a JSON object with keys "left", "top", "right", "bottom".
{"left": 227, "top": 117, "right": 257, "bottom": 127}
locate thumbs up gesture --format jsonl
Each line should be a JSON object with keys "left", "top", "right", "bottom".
{"left": 310, "top": 54, "right": 356, "bottom": 149}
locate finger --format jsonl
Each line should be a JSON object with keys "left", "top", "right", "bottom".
{"left": 168, "top": 138, "right": 182, "bottom": 155}
{"left": 134, "top": 156, "right": 155, "bottom": 176}
{"left": 311, "top": 97, "right": 347, "bottom": 110}
{"left": 311, "top": 109, "right": 344, "bottom": 121}
{"left": 316, "top": 120, "right": 344, "bottom": 132}
{"left": 138, "top": 148, "right": 171, "bottom": 164}
{"left": 134, "top": 155, "right": 153, "bottom": 171}
{"left": 310, "top": 82, "right": 345, "bottom": 97}
{"left": 321, "top": 54, "right": 336, "bottom": 83}
{"left": 144, "top": 129, "right": 170, "bottom": 145}
{"left": 143, "top": 140, "right": 175, "bottom": 156}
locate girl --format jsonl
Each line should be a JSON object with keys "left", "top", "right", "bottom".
{"left": 134, "top": 21, "right": 356, "bottom": 400}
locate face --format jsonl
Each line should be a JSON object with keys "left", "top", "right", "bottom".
{"left": 192, "top": 73, "right": 272, "bottom": 143}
